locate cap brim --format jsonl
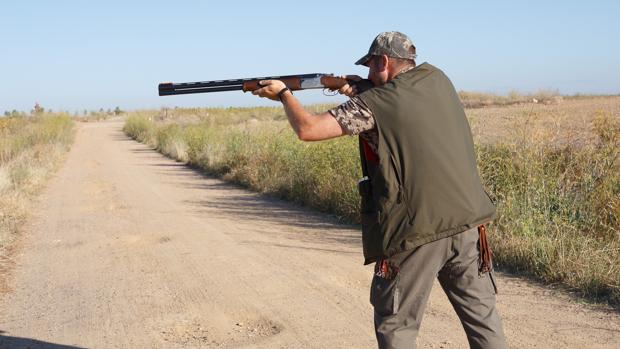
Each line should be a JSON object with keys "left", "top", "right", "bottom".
{"left": 354, "top": 53, "right": 372, "bottom": 66}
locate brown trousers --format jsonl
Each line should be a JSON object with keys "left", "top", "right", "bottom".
{"left": 371, "top": 228, "right": 506, "bottom": 349}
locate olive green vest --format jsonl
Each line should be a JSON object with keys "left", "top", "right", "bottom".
{"left": 358, "top": 63, "right": 495, "bottom": 264}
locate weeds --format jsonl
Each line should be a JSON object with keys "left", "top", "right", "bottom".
{"left": 0, "top": 113, "right": 74, "bottom": 257}
{"left": 459, "top": 89, "right": 563, "bottom": 108}
{"left": 124, "top": 99, "right": 620, "bottom": 305}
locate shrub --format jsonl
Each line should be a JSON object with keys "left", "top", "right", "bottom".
{"left": 123, "top": 103, "right": 620, "bottom": 305}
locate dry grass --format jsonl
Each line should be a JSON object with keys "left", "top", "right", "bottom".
{"left": 458, "top": 89, "right": 566, "bottom": 108}
{"left": 123, "top": 96, "right": 620, "bottom": 306}
{"left": 0, "top": 114, "right": 75, "bottom": 260}
{"left": 467, "top": 96, "right": 620, "bottom": 145}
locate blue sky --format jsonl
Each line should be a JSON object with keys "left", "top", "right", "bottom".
{"left": 1, "top": 0, "right": 618, "bottom": 112}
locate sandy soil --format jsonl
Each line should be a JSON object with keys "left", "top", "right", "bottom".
{"left": 467, "top": 96, "right": 620, "bottom": 145}
{"left": 0, "top": 119, "right": 619, "bottom": 349}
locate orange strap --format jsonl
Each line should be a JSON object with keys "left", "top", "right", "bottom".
{"left": 478, "top": 225, "right": 493, "bottom": 274}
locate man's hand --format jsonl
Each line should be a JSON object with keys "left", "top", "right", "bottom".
{"left": 337, "top": 75, "right": 363, "bottom": 97}
{"left": 252, "top": 80, "right": 287, "bottom": 101}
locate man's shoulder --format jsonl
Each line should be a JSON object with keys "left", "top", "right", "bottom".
{"left": 329, "top": 96, "right": 373, "bottom": 119}
{"left": 328, "top": 96, "right": 375, "bottom": 136}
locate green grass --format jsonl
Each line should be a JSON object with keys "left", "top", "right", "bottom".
{"left": 477, "top": 130, "right": 619, "bottom": 302}
{"left": 124, "top": 103, "right": 620, "bottom": 306}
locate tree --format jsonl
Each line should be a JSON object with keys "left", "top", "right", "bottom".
{"left": 33, "top": 102, "right": 44, "bottom": 114}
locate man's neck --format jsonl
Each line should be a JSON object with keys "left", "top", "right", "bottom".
{"left": 396, "top": 64, "right": 415, "bottom": 76}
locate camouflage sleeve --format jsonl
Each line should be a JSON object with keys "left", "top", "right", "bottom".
{"left": 328, "top": 96, "right": 376, "bottom": 135}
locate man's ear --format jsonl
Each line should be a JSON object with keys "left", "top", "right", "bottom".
{"left": 379, "top": 54, "right": 389, "bottom": 72}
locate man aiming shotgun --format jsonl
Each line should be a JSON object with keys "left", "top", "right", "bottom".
{"left": 159, "top": 30, "right": 506, "bottom": 349}
{"left": 251, "top": 31, "right": 507, "bottom": 349}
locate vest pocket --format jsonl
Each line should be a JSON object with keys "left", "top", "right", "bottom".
{"left": 359, "top": 177, "right": 383, "bottom": 221}
{"left": 358, "top": 177, "right": 375, "bottom": 213}
{"left": 387, "top": 153, "right": 414, "bottom": 224}
{"left": 359, "top": 177, "right": 384, "bottom": 260}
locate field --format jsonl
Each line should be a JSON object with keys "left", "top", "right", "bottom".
{"left": 0, "top": 113, "right": 75, "bottom": 284}
{"left": 123, "top": 96, "right": 620, "bottom": 306}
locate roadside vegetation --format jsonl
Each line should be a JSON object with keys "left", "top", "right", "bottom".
{"left": 75, "top": 107, "right": 124, "bottom": 122}
{"left": 123, "top": 96, "right": 620, "bottom": 306}
{"left": 458, "top": 89, "right": 565, "bottom": 108}
{"left": 0, "top": 112, "right": 74, "bottom": 264}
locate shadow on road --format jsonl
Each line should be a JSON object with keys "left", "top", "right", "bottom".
{"left": 0, "top": 331, "right": 86, "bottom": 349}
{"left": 118, "top": 128, "right": 362, "bottom": 250}
{"left": 183, "top": 182, "right": 362, "bottom": 247}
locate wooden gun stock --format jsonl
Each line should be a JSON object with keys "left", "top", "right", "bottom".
{"left": 320, "top": 75, "right": 373, "bottom": 91}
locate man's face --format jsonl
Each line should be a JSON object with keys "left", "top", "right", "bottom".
{"left": 367, "top": 55, "right": 388, "bottom": 87}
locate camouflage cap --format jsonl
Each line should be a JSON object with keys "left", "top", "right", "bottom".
{"left": 355, "top": 31, "right": 417, "bottom": 66}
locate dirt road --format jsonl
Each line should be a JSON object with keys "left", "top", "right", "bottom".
{"left": 1, "top": 120, "right": 619, "bottom": 348}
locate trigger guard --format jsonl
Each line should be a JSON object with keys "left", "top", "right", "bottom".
{"left": 323, "top": 88, "right": 338, "bottom": 96}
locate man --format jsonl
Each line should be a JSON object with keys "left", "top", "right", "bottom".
{"left": 252, "top": 31, "right": 506, "bottom": 349}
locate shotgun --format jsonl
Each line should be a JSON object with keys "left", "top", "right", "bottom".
{"left": 158, "top": 73, "right": 373, "bottom": 96}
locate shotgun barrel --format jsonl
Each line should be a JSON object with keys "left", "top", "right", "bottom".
{"left": 158, "top": 73, "right": 373, "bottom": 96}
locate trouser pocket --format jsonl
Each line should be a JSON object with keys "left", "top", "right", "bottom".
{"left": 370, "top": 273, "right": 400, "bottom": 317}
